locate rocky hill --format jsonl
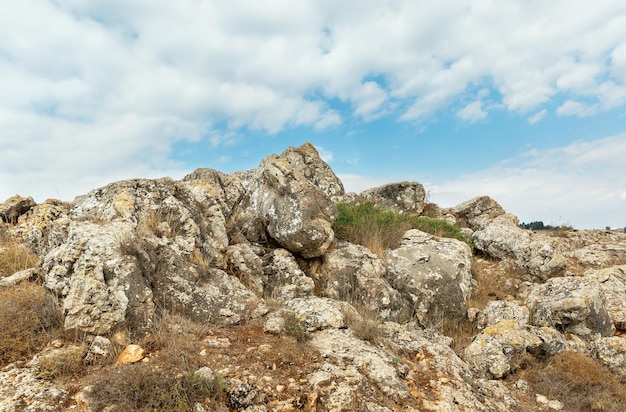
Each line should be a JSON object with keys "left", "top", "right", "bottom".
{"left": 1, "top": 142, "right": 625, "bottom": 411}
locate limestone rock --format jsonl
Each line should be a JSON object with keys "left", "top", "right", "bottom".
{"left": 463, "top": 320, "right": 541, "bottom": 379}
{"left": 452, "top": 196, "right": 506, "bottom": 231}
{"left": 279, "top": 142, "right": 345, "bottom": 201}
{"left": 525, "top": 276, "right": 615, "bottom": 337}
{"left": 226, "top": 243, "right": 264, "bottom": 296}
{"left": 317, "top": 241, "right": 407, "bottom": 321}
{"left": 310, "top": 328, "right": 415, "bottom": 408}
{"left": 238, "top": 144, "right": 337, "bottom": 258}
{"left": 360, "top": 181, "right": 426, "bottom": 214}
{"left": 263, "top": 248, "right": 314, "bottom": 299}
{"left": 592, "top": 336, "right": 626, "bottom": 380}
{"left": 473, "top": 215, "right": 567, "bottom": 280}
{"left": 586, "top": 265, "right": 626, "bottom": 330}
{"left": 283, "top": 296, "right": 348, "bottom": 331}
{"left": 0, "top": 359, "right": 69, "bottom": 411}
{"left": 379, "top": 322, "right": 493, "bottom": 411}
{"left": 477, "top": 300, "right": 530, "bottom": 330}
{"left": 385, "top": 229, "right": 473, "bottom": 326}
{"left": 0, "top": 195, "right": 36, "bottom": 224}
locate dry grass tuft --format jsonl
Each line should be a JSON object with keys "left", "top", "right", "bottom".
{"left": 467, "top": 257, "right": 519, "bottom": 310}
{"left": 88, "top": 363, "right": 226, "bottom": 412}
{"left": 0, "top": 236, "right": 39, "bottom": 278}
{"left": 0, "top": 282, "right": 62, "bottom": 365}
{"left": 522, "top": 351, "right": 626, "bottom": 411}
{"left": 38, "top": 345, "right": 87, "bottom": 379}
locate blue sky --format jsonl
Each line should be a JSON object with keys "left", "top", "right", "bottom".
{"left": 1, "top": 1, "right": 625, "bottom": 229}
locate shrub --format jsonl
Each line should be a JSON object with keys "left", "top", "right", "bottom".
{"left": 0, "top": 282, "right": 62, "bottom": 365}
{"left": 282, "top": 312, "right": 311, "bottom": 343}
{"left": 333, "top": 202, "right": 472, "bottom": 258}
{"left": 0, "top": 237, "right": 39, "bottom": 278}
{"left": 38, "top": 345, "right": 87, "bottom": 379}
{"left": 523, "top": 351, "right": 626, "bottom": 411}
{"left": 88, "top": 363, "right": 226, "bottom": 412}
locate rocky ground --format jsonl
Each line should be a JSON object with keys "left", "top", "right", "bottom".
{"left": 1, "top": 142, "right": 626, "bottom": 411}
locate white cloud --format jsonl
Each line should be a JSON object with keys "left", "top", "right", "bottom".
{"left": 527, "top": 109, "right": 547, "bottom": 124}
{"left": 557, "top": 100, "right": 599, "bottom": 117}
{"left": 431, "top": 134, "right": 626, "bottom": 229}
{"left": 1, "top": 1, "right": 626, "bottom": 203}
{"left": 457, "top": 101, "right": 488, "bottom": 123}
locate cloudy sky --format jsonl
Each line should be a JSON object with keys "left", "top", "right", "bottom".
{"left": 1, "top": 1, "right": 625, "bottom": 229}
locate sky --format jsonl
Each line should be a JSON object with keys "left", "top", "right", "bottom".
{"left": 1, "top": 1, "right": 625, "bottom": 230}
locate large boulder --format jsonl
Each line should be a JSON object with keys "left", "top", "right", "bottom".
{"left": 237, "top": 144, "right": 338, "bottom": 258}
{"left": 279, "top": 142, "right": 345, "bottom": 200}
{"left": 317, "top": 241, "right": 408, "bottom": 321}
{"left": 452, "top": 196, "right": 505, "bottom": 231}
{"left": 593, "top": 336, "right": 626, "bottom": 380}
{"left": 360, "top": 181, "right": 426, "bottom": 214}
{"left": 463, "top": 320, "right": 566, "bottom": 379}
{"left": 385, "top": 229, "right": 473, "bottom": 327}
{"left": 42, "top": 178, "right": 257, "bottom": 336}
{"left": 525, "top": 276, "right": 615, "bottom": 337}
{"left": 585, "top": 265, "right": 626, "bottom": 330}
{"left": 473, "top": 215, "right": 567, "bottom": 280}
{"left": 0, "top": 195, "right": 36, "bottom": 224}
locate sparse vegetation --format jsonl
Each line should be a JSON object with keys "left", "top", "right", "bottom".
{"left": 282, "top": 312, "right": 311, "bottom": 343}
{"left": 333, "top": 202, "right": 472, "bottom": 258}
{"left": 0, "top": 234, "right": 39, "bottom": 277}
{"left": 521, "top": 351, "right": 626, "bottom": 411}
{"left": 38, "top": 345, "right": 87, "bottom": 379}
{"left": 0, "top": 281, "right": 62, "bottom": 365}
{"left": 88, "top": 362, "right": 225, "bottom": 412}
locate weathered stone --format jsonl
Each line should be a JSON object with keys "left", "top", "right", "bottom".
{"left": 238, "top": 144, "right": 337, "bottom": 258}
{"left": 310, "top": 328, "right": 415, "bottom": 408}
{"left": 473, "top": 215, "right": 567, "bottom": 280}
{"left": 0, "top": 360, "right": 69, "bottom": 411}
{"left": 226, "top": 243, "right": 264, "bottom": 296}
{"left": 317, "top": 241, "right": 407, "bottom": 321}
{"left": 0, "top": 267, "right": 40, "bottom": 289}
{"left": 477, "top": 300, "right": 529, "bottom": 330}
{"left": 283, "top": 296, "right": 348, "bottom": 331}
{"left": 452, "top": 196, "right": 506, "bottom": 231}
{"left": 525, "top": 276, "right": 615, "bottom": 337}
{"left": 279, "top": 142, "right": 345, "bottom": 201}
{"left": 378, "top": 322, "right": 492, "bottom": 411}
{"left": 263, "top": 249, "right": 314, "bottom": 299}
{"left": 586, "top": 265, "right": 626, "bottom": 330}
{"left": 592, "top": 336, "right": 626, "bottom": 380}
{"left": 463, "top": 320, "right": 541, "bottom": 379}
{"left": 385, "top": 229, "right": 473, "bottom": 326}
{"left": 116, "top": 344, "right": 145, "bottom": 365}
{"left": 0, "top": 195, "right": 36, "bottom": 224}
{"left": 360, "top": 181, "right": 426, "bottom": 214}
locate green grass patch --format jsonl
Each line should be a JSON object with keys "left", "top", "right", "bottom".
{"left": 333, "top": 202, "right": 472, "bottom": 257}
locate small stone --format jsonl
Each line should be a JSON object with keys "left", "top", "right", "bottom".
{"left": 548, "top": 400, "right": 564, "bottom": 410}
{"left": 410, "top": 390, "right": 420, "bottom": 398}
{"left": 536, "top": 394, "right": 549, "bottom": 405}
{"left": 276, "top": 384, "right": 286, "bottom": 393}
{"left": 200, "top": 349, "right": 207, "bottom": 356}
{"left": 116, "top": 344, "right": 145, "bottom": 365}
{"left": 515, "top": 379, "right": 529, "bottom": 392}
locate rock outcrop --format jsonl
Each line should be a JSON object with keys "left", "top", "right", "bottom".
{"left": 360, "top": 181, "right": 426, "bottom": 214}
{"left": 386, "top": 229, "right": 473, "bottom": 326}
{"left": 2, "top": 142, "right": 626, "bottom": 412}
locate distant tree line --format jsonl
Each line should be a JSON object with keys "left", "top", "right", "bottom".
{"left": 519, "top": 221, "right": 573, "bottom": 231}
